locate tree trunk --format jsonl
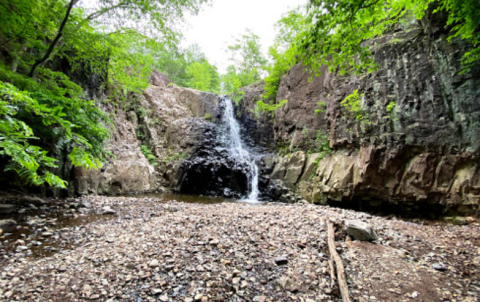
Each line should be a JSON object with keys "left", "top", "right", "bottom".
{"left": 28, "top": 0, "right": 77, "bottom": 77}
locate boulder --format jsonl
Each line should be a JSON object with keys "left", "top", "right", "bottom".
{"left": 18, "top": 196, "right": 47, "bottom": 206}
{"left": 0, "top": 219, "right": 17, "bottom": 232}
{"left": 102, "top": 206, "right": 116, "bottom": 215}
{"left": 346, "top": 220, "right": 378, "bottom": 241}
{"left": 0, "top": 204, "right": 15, "bottom": 214}
{"left": 283, "top": 152, "right": 306, "bottom": 188}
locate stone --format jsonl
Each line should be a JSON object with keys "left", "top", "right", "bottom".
{"left": 102, "top": 206, "right": 116, "bottom": 215}
{"left": 18, "top": 196, "right": 47, "bottom": 205}
{"left": 0, "top": 219, "right": 17, "bottom": 232}
{"left": 240, "top": 14, "right": 480, "bottom": 214}
{"left": 253, "top": 296, "right": 267, "bottom": 302}
{"left": 283, "top": 151, "right": 306, "bottom": 188}
{"left": 160, "top": 295, "right": 169, "bottom": 301}
{"left": 0, "top": 204, "right": 15, "bottom": 214}
{"left": 149, "top": 259, "right": 160, "bottom": 268}
{"left": 274, "top": 256, "right": 289, "bottom": 265}
{"left": 346, "top": 220, "right": 378, "bottom": 241}
{"left": 452, "top": 217, "right": 467, "bottom": 225}
{"left": 432, "top": 263, "right": 447, "bottom": 271}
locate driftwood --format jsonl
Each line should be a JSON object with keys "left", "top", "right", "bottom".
{"left": 327, "top": 220, "right": 351, "bottom": 302}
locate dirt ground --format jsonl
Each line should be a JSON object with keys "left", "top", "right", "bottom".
{"left": 0, "top": 196, "right": 478, "bottom": 302}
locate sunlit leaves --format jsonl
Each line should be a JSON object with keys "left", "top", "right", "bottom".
{"left": 224, "top": 29, "right": 267, "bottom": 89}
{"left": 263, "top": 5, "right": 309, "bottom": 102}
{"left": 302, "top": 0, "right": 480, "bottom": 75}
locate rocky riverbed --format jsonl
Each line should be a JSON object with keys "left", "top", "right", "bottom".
{"left": 0, "top": 196, "right": 479, "bottom": 302}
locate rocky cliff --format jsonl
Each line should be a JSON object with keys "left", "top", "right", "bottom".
{"left": 74, "top": 71, "right": 220, "bottom": 196}
{"left": 241, "top": 12, "right": 480, "bottom": 216}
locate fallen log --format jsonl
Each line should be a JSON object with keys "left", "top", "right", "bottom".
{"left": 327, "top": 220, "right": 351, "bottom": 302}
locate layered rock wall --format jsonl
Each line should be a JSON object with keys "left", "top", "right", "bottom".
{"left": 242, "top": 13, "right": 480, "bottom": 215}
{"left": 74, "top": 71, "right": 220, "bottom": 195}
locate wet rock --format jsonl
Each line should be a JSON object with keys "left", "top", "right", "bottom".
{"left": 18, "top": 196, "right": 47, "bottom": 206}
{"left": 0, "top": 204, "right": 15, "bottom": 214}
{"left": 346, "top": 220, "right": 378, "bottom": 241}
{"left": 0, "top": 219, "right": 17, "bottom": 232}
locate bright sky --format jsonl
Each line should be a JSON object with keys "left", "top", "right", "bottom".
{"left": 181, "top": 0, "right": 307, "bottom": 74}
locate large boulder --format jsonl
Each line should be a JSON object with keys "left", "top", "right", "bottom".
{"left": 346, "top": 220, "right": 378, "bottom": 242}
{"left": 283, "top": 152, "right": 306, "bottom": 188}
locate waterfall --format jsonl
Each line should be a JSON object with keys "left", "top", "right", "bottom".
{"left": 218, "top": 97, "right": 260, "bottom": 202}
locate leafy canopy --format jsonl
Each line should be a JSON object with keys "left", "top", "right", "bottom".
{"left": 222, "top": 29, "right": 267, "bottom": 97}
{"left": 301, "top": 0, "right": 480, "bottom": 75}
{"left": 0, "top": 0, "right": 210, "bottom": 188}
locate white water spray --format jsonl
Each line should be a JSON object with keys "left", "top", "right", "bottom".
{"left": 219, "top": 98, "right": 260, "bottom": 202}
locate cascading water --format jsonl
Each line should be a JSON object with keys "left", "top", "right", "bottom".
{"left": 218, "top": 97, "right": 260, "bottom": 202}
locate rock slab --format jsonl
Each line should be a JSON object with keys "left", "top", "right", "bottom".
{"left": 346, "top": 220, "right": 378, "bottom": 241}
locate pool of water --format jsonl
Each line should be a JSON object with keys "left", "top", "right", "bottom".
{"left": 0, "top": 193, "right": 264, "bottom": 261}
{"left": 122, "top": 192, "right": 263, "bottom": 205}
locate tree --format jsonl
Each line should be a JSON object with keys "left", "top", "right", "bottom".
{"left": 0, "top": 0, "right": 211, "bottom": 188}
{"left": 0, "top": 0, "right": 210, "bottom": 77}
{"left": 225, "top": 29, "right": 267, "bottom": 85}
{"left": 154, "top": 43, "right": 220, "bottom": 93}
{"left": 263, "top": 6, "right": 309, "bottom": 102}
{"left": 300, "top": 0, "right": 480, "bottom": 75}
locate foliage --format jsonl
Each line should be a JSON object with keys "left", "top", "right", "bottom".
{"left": 263, "top": 6, "right": 309, "bottom": 102}
{"left": 0, "top": 0, "right": 209, "bottom": 188}
{"left": 140, "top": 145, "right": 157, "bottom": 166}
{"left": 154, "top": 43, "right": 220, "bottom": 93}
{"left": 186, "top": 60, "right": 220, "bottom": 93}
{"left": 163, "top": 152, "right": 188, "bottom": 164}
{"left": 204, "top": 113, "right": 211, "bottom": 120}
{"left": 340, "top": 89, "right": 369, "bottom": 125}
{"left": 315, "top": 101, "right": 327, "bottom": 115}
{"left": 221, "top": 65, "right": 245, "bottom": 104}
{"left": 301, "top": 0, "right": 480, "bottom": 76}
{"left": 222, "top": 29, "right": 267, "bottom": 97}
{"left": 0, "top": 78, "right": 111, "bottom": 188}
{"left": 226, "top": 29, "right": 267, "bottom": 82}
{"left": 314, "top": 130, "right": 332, "bottom": 156}
{"left": 386, "top": 101, "right": 396, "bottom": 120}
{"left": 255, "top": 100, "right": 288, "bottom": 118}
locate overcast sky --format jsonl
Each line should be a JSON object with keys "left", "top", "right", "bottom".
{"left": 181, "top": 0, "right": 307, "bottom": 73}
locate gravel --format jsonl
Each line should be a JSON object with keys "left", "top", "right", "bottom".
{"left": 0, "top": 195, "right": 478, "bottom": 302}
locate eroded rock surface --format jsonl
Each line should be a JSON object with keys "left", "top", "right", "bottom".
{"left": 74, "top": 71, "right": 221, "bottom": 195}
{"left": 241, "top": 13, "right": 480, "bottom": 214}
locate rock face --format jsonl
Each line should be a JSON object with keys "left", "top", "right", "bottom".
{"left": 242, "top": 13, "right": 480, "bottom": 215}
{"left": 178, "top": 98, "right": 255, "bottom": 199}
{"left": 346, "top": 220, "right": 378, "bottom": 242}
{"left": 74, "top": 70, "right": 221, "bottom": 195}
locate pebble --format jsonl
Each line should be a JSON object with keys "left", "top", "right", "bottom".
{"left": 433, "top": 263, "right": 447, "bottom": 271}
{"left": 0, "top": 195, "right": 477, "bottom": 302}
{"left": 274, "top": 256, "right": 288, "bottom": 265}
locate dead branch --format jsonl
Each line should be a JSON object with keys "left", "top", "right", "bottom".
{"left": 327, "top": 220, "right": 351, "bottom": 302}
